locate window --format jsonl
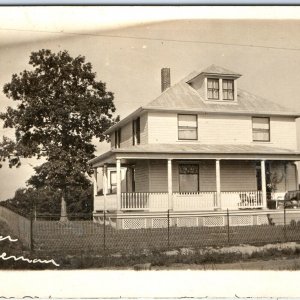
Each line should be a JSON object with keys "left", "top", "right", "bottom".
{"left": 222, "top": 79, "right": 234, "bottom": 100}
{"left": 252, "top": 117, "right": 270, "bottom": 142}
{"left": 178, "top": 114, "right": 198, "bottom": 140}
{"left": 207, "top": 78, "right": 219, "bottom": 100}
{"left": 132, "top": 117, "right": 140, "bottom": 145}
{"left": 179, "top": 164, "right": 199, "bottom": 192}
{"left": 114, "top": 129, "right": 121, "bottom": 148}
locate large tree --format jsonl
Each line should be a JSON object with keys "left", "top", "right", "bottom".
{"left": 0, "top": 136, "right": 20, "bottom": 168}
{"left": 1, "top": 49, "right": 117, "bottom": 217}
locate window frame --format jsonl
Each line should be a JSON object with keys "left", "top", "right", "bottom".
{"left": 110, "top": 171, "right": 117, "bottom": 194}
{"left": 207, "top": 78, "right": 220, "bottom": 100}
{"left": 177, "top": 114, "right": 198, "bottom": 141}
{"left": 132, "top": 117, "right": 141, "bottom": 145}
{"left": 178, "top": 163, "right": 199, "bottom": 193}
{"left": 222, "top": 79, "right": 234, "bottom": 101}
{"left": 114, "top": 128, "right": 121, "bottom": 149}
{"left": 252, "top": 116, "right": 270, "bottom": 142}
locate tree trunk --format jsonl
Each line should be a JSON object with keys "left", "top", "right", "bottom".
{"left": 60, "top": 192, "right": 68, "bottom": 222}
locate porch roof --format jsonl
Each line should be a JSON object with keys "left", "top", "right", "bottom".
{"left": 89, "top": 144, "right": 300, "bottom": 166}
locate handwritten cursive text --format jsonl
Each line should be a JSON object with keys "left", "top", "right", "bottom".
{"left": 0, "top": 252, "right": 60, "bottom": 267}
{"left": 0, "top": 235, "right": 18, "bottom": 242}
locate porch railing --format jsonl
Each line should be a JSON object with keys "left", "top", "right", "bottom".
{"left": 221, "top": 191, "right": 263, "bottom": 209}
{"left": 95, "top": 190, "right": 264, "bottom": 212}
{"left": 121, "top": 193, "right": 149, "bottom": 210}
{"left": 173, "top": 192, "right": 217, "bottom": 211}
{"left": 121, "top": 192, "right": 170, "bottom": 211}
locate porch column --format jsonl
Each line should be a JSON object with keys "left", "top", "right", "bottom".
{"left": 116, "top": 159, "right": 121, "bottom": 211}
{"left": 103, "top": 164, "right": 108, "bottom": 210}
{"left": 261, "top": 160, "right": 267, "bottom": 208}
{"left": 93, "top": 168, "right": 98, "bottom": 196}
{"left": 167, "top": 159, "right": 173, "bottom": 210}
{"left": 216, "top": 159, "right": 221, "bottom": 209}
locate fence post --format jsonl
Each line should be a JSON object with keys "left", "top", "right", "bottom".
{"left": 30, "top": 212, "right": 34, "bottom": 252}
{"left": 227, "top": 208, "right": 230, "bottom": 245}
{"left": 103, "top": 210, "right": 106, "bottom": 251}
{"left": 167, "top": 209, "right": 170, "bottom": 248}
{"left": 283, "top": 203, "right": 287, "bottom": 242}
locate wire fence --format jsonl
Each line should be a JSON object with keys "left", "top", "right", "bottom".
{"left": 27, "top": 207, "right": 300, "bottom": 254}
{"left": 2, "top": 204, "right": 300, "bottom": 254}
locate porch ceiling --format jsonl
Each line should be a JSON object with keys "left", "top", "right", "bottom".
{"left": 89, "top": 144, "right": 300, "bottom": 167}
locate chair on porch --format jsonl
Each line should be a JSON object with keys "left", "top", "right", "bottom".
{"left": 238, "top": 192, "right": 258, "bottom": 209}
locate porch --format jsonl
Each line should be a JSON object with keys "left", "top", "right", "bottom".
{"left": 90, "top": 145, "right": 300, "bottom": 215}
{"left": 94, "top": 190, "right": 263, "bottom": 212}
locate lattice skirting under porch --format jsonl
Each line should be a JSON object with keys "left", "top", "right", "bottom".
{"left": 93, "top": 213, "right": 270, "bottom": 229}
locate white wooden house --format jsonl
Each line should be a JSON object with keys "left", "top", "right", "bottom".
{"left": 89, "top": 65, "right": 300, "bottom": 229}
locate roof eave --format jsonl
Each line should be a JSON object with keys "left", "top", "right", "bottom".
{"left": 88, "top": 150, "right": 114, "bottom": 166}
{"left": 104, "top": 107, "right": 145, "bottom": 135}
{"left": 187, "top": 72, "right": 241, "bottom": 84}
{"left": 142, "top": 106, "right": 300, "bottom": 117}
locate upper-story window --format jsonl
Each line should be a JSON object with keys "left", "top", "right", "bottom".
{"left": 207, "top": 78, "right": 219, "bottom": 100}
{"left": 132, "top": 117, "right": 140, "bottom": 145}
{"left": 114, "top": 128, "right": 121, "bottom": 148}
{"left": 252, "top": 117, "right": 270, "bottom": 142}
{"left": 178, "top": 114, "right": 198, "bottom": 140}
{"left": 207, "top": 78, "right": 235, "bottom": 101}
{"left": 222, "top": 79, "right": 234, "bottom": 100}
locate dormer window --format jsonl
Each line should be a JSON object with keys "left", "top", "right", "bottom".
{"left": 187, "top": 64, "right": 240, "bottom": 102}
{"left": 222, "top": 79, "right": 234, "bottom": 100}
{"left": 207, "top": 78, "right": 219, "bottom": 100}
{"left": 206, "top": 78, "right": 236, "bottom": 101}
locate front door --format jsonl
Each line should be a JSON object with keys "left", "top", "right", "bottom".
{"left": 179, "top": 164, "right": 199, "bottom": 193}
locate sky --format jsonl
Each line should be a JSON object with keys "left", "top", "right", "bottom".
{"left": 1, "top": 6, "right": 300, "bottom": 200}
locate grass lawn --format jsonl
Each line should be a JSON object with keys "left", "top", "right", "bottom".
{"left": 3, "top": 218, "right": 300, "bottom": 269}
{"left": 33, "top": 220, "right": 300, "bottom": 253}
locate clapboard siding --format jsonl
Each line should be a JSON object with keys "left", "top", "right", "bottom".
{"left": 147, "top": 159, "right": 257, "bottom": 192}
{"left": 147, "top": 112, "right": 297, "bottom": 149}
{"left": 134, "top": 160, "right": 149, "bottom": 192}
{"left": 199, "top": 114, "right": 251, "bottom": 144}
{"left": 219, "top": 160, "right": 257, "bottom": 191}
{"left": 120, "top": 122, "right": 132, "bottom": 148}
{"left": 198, "top": 160, "right": 256, "bottom": 191}
{"left": 270, "top": 117, "right": 297, "bottom": 150}
{"left": 140, "top": 112, "right": 148, "bottom": 144}
{"left": 148, "top": 112, "right": 178, "bottom": 143}
{"left": 199, "top": 160, "right": 216, "bottom": 191}
{"left": 148, "top": 160, "right": 179, "bottom": 192}
{"left": 111, "top": 113, "right": 148, "bottom": 148}
{"left": 110, "top": 132, "right": 115, "bottom": 148}
{"left": 134, "top": 160, "right": 297, "bottom": 193}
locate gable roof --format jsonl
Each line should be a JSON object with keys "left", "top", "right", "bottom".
{"left": 106, "top": 65, "right": 299, "bottom": 134}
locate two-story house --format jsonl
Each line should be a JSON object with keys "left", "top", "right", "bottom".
{"left": 89, "top": 65, "right": 300, "bottom": 229}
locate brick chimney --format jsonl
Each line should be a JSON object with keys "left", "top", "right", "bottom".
{"left": 161, "top": 68, "right": 171, "bottom": 92}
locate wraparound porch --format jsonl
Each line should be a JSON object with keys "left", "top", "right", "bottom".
{"left": 93, "top": 158, "right": 274, "bottom": 212}
{"left": 90, "top": 145, "right": 300, "bottom": 214}
{"left": 94, "top": 190, "right": 263, "bottom": 212}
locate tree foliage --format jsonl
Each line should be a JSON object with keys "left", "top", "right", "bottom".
{"left": 1, "top": 49, "right": 117, "bottom": 192}
{"left": 1, "top": 186, "right": 93, "bottom": 219}
{"left": 0, "top": 136, "right": 20, "bottom": 168}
